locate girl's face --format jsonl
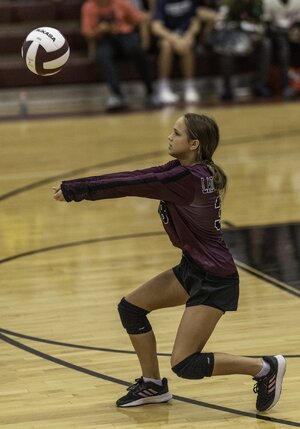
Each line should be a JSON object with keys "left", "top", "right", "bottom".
{"left": 168, "top": 116, "right": 198, "bottom": 163}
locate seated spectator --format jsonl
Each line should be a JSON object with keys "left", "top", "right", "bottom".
{"left": 81, "top": 0, "right": 157, "bottom": 110}
{"left": 289, "top": 22, "right": 300, "bottom": 93}
{"left": 263, "top": 0, "right": 300, "bottom": 99}
{"left": 151, "top": 0, "right": 201, "bottom": 104}
{"left": 210, "top": 0, "right": 271, "bottom": 101}
{"left": 128, "top": 0, "right": 155, "bottom": 51}
{"left": 197, "top": 0, "right": 221, "bottom": 41}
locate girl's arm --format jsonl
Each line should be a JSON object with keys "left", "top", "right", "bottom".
{"left": 61, "top": 160, "right": 179, "bottom": 184}
{"left": 58, "top": 163, "right": 196, "bottom": 206}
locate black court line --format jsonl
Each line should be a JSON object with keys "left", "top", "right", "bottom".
{"left": 0, "top": 150, "right": 165, "bottom": 202}
{"left": 225, "top": 221, "right": 300, "bottom": 230}
{"left": 1, "top": 230, "right": 299, "bottom": 298}
{"left": 0, "top": 231, "right": 165, "bottom": 264}
{"left": 1, "top": 328, "right": 299, "bottom": 359}
{"left": 0, "top": 333, "right": 299, "bottom": 428}
{"left": 1, "top": 126, "right": 300, "bottom": 203}
{"left": 234, "top": 260, "right": 300, "bottom": 298}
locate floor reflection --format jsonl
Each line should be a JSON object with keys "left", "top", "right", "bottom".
{"left": 223, "top": 223, "right": 300, "bottom": 290}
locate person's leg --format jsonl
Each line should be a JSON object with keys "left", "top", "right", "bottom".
{"left": 276, "top": 34, "right": 295, "bottom": 98}
{"left": 118, "top": 32, "right": 154, "bottom": 95}
{"left": 179, "top": 48, "right": 194, "bottom": 80}
{"left": 171, "top": 304, "right": 286, "bottom": 412}
{"left": 158, "top": 39, "right": 174, "bottom": 80}
{"left": 178, "top": 48, "right": 200, "bottom": 103}
{"left": 277, "top": 35, "right": 290, "bottom": 89}
{"left": 157, "top": 39, "right": 179, "bottom": 103}
{"left": 220, "top": 54, "right": 234, "bottom": 100}
{"left": 116, "top": 268, "right": 188, "bottom": 407}
{"left": 171, "top": 304, "right": 262, "bottom": 374}
{"left": 123, "top": 269, "right": 189, "bottom": 379}
{"left": 95, "top": 38, "right": 122, "bottom": 96}
{"left": 257, "top": 36, "right": 272, "bottom": 89}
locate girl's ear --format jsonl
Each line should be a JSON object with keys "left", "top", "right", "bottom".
{"left": 190, "top": 139, "right": 200, "bottom": 150}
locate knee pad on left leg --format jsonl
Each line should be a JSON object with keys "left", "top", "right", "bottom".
{"left": 172, "top": 352, "right": 214, "bottom": 379}
{"left": 117, "top": 297, "right": 152, "bottom": 335}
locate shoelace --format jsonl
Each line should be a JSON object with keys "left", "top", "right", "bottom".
{"left": 127, "top": 378, "right": 143, "bottom": 392}
{"left": 253, "top": 378, "right": 268, "bottom": 394}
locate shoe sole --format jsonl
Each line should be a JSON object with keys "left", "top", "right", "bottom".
{"left": 264, "top": 355, "right": 286, "bottom": 412}
{"left": 117, "top": 392, "right": 172, "bottom": 407}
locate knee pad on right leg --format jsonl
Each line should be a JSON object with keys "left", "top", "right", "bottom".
{"left": 117, "top": 297, "right": 152, "bottom": 335}
{"left": 172, "top": 352, "right": 214, "bottom": 379}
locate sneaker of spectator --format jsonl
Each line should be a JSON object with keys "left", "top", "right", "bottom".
{"left": 158, "top": 86, "right": 179, "bottom": 104}
{"left": 282, "top": 85, "right": 298, "bottom": 99}
{"left": 184, "top": 82, "right": 200, "bottom": 103}
{"left": 251, "top": 81, "right": 273, "bottom": 97}
{"left": 221, "top": 87, "right": 234, "bottom": 101}
{"left": 106, "top": 94, "right": 128, "bottom": 111}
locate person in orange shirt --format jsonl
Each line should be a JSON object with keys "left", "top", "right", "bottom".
{"left": 81, "top": 0, "right": 158, "bottom": 110}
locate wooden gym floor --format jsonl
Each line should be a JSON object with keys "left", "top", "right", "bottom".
{"left": 0, "top": 103, "right": 299, "bottom": 429}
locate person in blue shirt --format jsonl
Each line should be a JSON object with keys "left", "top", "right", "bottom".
{"left": 151, "top": 0, "right": 201, "bottom": 104}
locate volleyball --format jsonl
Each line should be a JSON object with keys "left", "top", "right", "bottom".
{"left": 21, "top": 27, "right": 70, "bottom": 76}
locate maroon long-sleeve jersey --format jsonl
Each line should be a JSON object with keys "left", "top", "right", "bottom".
{"left": 61, "top": 160, "right": 237, "bottom": 276}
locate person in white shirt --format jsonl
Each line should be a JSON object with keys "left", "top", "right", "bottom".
{"left": 263, "top": 0, "right": 300, "bottom": 98}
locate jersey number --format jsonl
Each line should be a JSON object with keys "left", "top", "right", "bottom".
{"left": 158, "top": 201, "right": 169, "bottom": 224}
{"left": 215, "top": 196, "right": 221, "bottom": 231}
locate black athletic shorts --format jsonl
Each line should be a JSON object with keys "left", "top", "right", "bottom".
{"left": 172, "top": 253, "right": 239, "bottom": 312}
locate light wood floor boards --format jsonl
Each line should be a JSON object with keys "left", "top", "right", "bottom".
{"left": 1, "top": 103, "right": 299, "bottom": 429}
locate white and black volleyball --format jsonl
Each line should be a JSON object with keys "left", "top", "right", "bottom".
{"left": 21, "top": 27, "right": 70, "bottom": 76}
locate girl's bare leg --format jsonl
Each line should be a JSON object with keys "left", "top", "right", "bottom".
{"left": 124, "top": 273, "right": 262, "bottom": 379}
{"left": 171, "top": 305, "right": 262, "bottom": 376}
{"left": 124, "top": 269, "right": 189, "bottom": 378}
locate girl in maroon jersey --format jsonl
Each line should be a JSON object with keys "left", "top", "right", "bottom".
{"left": 53, "top": 113, "right": 285, "bottom": 411}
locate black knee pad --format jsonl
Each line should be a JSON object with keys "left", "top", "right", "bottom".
{"left": 172, "top": 352, "right": 214, "bottom": 379}
{"left": 117, "top": 297, "right": 152, "bottom": 335}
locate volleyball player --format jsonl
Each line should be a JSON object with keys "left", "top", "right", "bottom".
{"left": 53, "top": 113, "right": 286, "bottom": 411}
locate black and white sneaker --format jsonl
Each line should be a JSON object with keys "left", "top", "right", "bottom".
{"left": 116, "top": 377, "right": 172, "bottom": 407}
{"left": 253, "top": 355, "right": 286, "bottom": 412}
